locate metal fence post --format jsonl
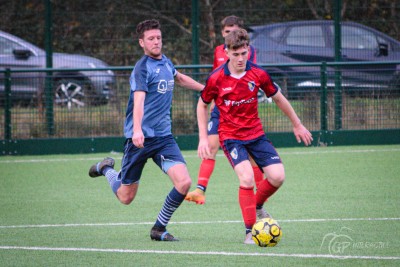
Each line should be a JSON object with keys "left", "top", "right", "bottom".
{"left": 320, "top": 62, "right": 328, "bottom": 132}
{"left": 334, "top": 68, "right": 343, "bottom": 130}
{"left": 45, "top": 71, "right": 54, "bottom": 136}
{"left": 4, "top": 68, "right": 12, "bottom": 140}
{"left": 45, "top": 0, "right": 54, "bottom": 135}
{"left": 334, "top": 0, "right": 343, "bottom": 130}
{"left": 191, "top": 0, "right": 201, "bottom": 133}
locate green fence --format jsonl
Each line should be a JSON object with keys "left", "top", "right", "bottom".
{"left": 1, "top": 62, "right": 399, "bottom": 155}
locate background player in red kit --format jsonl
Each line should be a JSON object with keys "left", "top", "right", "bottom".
{"left": 185, "top": 15, "right": 265, "bottom": 208}
{"left": 197, "top": 29, "right": 313, "bottom": 244}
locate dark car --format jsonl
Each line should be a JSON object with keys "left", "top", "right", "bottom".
{"left": 249, "top": 20, "right": 400, "bottom": 98}
{"left": 0, "top": 30, "right": 115, "bottom": 108}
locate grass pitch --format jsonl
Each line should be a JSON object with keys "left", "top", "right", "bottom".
{"left": 0, "top": 145, "right": 399, "bottom": 266}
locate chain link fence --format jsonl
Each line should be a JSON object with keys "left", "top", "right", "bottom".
{"left": 1, "top": 62, "right": 399, "bottom": 140}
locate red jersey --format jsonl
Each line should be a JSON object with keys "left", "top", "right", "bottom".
{"left": 213, "top": 44, "right": 257, "bottom": 70}
{"left": 201, "top": 61, "right": 278, "bottom": 141}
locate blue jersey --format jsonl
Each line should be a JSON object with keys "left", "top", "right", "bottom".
{"left": 124, "top": 54, "right": 177, "bottom": 138}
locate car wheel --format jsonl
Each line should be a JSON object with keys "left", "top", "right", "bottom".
{"left": 54, "top": 78, "right": 90, "bottom": 109}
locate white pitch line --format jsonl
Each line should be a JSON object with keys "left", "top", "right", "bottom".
{"left": 0, "top": 147, "right": 399, "bottom": 164}
{"left": 0, "top": 246, "right": 399, "bottom": 260}
{"left": 0, "top": 217, "right": 399, "bottom": 229}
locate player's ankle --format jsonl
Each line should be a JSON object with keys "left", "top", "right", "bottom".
{"left": 194, "top": 188, "right": 205, "bottom": 195}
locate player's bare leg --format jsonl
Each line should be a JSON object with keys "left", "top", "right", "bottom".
{"left": 116, "top": 184, "right": 139, "bottom": 205}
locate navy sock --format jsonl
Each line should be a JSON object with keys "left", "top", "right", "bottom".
{"left": 154, "top": 187, "right": 185, "bottom": 229}
{"left": 103, "top": 167, "right": 121, "bottom": 195}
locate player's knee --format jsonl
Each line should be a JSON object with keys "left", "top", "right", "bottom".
{"left": 269, "top": 173, "right": 285, "bottom": 187}
{"left": 239, "top": 175, "right": 255, "bottom": 187}
{"left": 118, "top": 195, "right": 134, "bottom": 205}
{"left": 117, "top": 188, "right": 136, "bottom": 205}
{"left": 209, "top": 144, "right": 219, "bottom": 156}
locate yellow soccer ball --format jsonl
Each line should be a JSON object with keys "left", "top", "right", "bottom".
{"left": 251, "top": 218, "right": 282, "bottom": 247}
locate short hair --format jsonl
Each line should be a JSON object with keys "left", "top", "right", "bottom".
{"left": 225, "top": 29, "right": 249, "bottom": 50}
{"left": 136, "top": 19, "right": 161, "bottom": 39}
{"left": 221, "top": 15, "right": 244, "bottom": 29}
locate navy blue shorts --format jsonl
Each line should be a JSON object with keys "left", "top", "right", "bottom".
{"left": 221, "top": 135, "right": 282, "bottom": 169}
{"left": 119, "top": 135, "right": 186, "bottom": 185}
{"left": 208, "top": 106, "right": 220, "bottom": 135}
{"left": 207, "top": 115, "right": 219, "bottom": 135}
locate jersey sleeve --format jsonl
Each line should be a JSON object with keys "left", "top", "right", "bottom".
{"left": 130, "top": 58, "right": 149, "bottom": 92}
{"left": 200, "top": 74, "right": 218, "bottom": 104}
{"left": 260, "top": 70, "right": 279, "bottom": 98}
{"left": 166, "top": 57, "right": 177, "bottom": 77}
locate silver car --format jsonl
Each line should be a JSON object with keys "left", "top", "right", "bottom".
{"left": 0, "top": 30, "right": 115, "bottom": 108}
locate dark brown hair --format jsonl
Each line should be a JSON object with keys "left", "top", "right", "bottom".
{"left": 136, "top": 19, "right": 161, "bottom": 39}
{"left": 221, "top": 15, "right": 244, "bottom": 28}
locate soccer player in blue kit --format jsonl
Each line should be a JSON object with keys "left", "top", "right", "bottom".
{"left": 88, "top": 19, "right": 204, "bottom": 241}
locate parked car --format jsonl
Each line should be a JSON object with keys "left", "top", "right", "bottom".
{"left": 248, "top": 20, "right": 400, "bottom": 98}
{"left": 0, "top": 30, "right": 115, "bottom": 108}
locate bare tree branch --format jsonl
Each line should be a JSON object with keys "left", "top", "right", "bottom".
{"left": 211, "top": 0, "right": 223, "bottom": 10}
{"left": 135, "top": 2, "right": 212, "bottom": 48}
{"left": 389, "top": 0, "right": 399, "bottom": 36}
{"left": 203, "top": 0, "right": 216, "bottom": 48}
{"left": 306, "top": 0, "right": 321, "bottom": 19}
{"left": 341, "top": 0, "right": 347, "bottom": 18}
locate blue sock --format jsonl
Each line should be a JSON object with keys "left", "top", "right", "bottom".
{"left": 103, "top": 167, "right": 121, "bottom": 195}
{"left": 154, "top": 187, "right": 185, "bottom": 229}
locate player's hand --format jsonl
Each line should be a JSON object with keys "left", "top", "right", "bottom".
{"left": 293, "top": 124, "right": 313, "bottom": 146}
{"left": 198, "top": 138, "right": 211, "bottom": 159}
{"left": 132, "top": 131, "right": 145, "bottom": 148}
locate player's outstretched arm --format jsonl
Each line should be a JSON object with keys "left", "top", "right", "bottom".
{"left": 272, "top": 91, "right": 313, "bottom": 146}
{"left": 175, "top": 71, "right": 204, "bottom": 92}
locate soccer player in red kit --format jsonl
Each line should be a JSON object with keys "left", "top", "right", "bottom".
{"left": 197, "top": 29, "right": 313, "bottom": 244}
{"left": 185, "top": 15, "right": 264, "bottom": 208}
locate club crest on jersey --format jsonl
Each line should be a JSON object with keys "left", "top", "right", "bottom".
{"left": 248, "top": 81, "right": 256, "bottom": 92}
{"left": 230, "top": 148, "right": 238, "bottom": 160}
{"left": 157, "top": 79, "right": 174, "bottom": 94}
